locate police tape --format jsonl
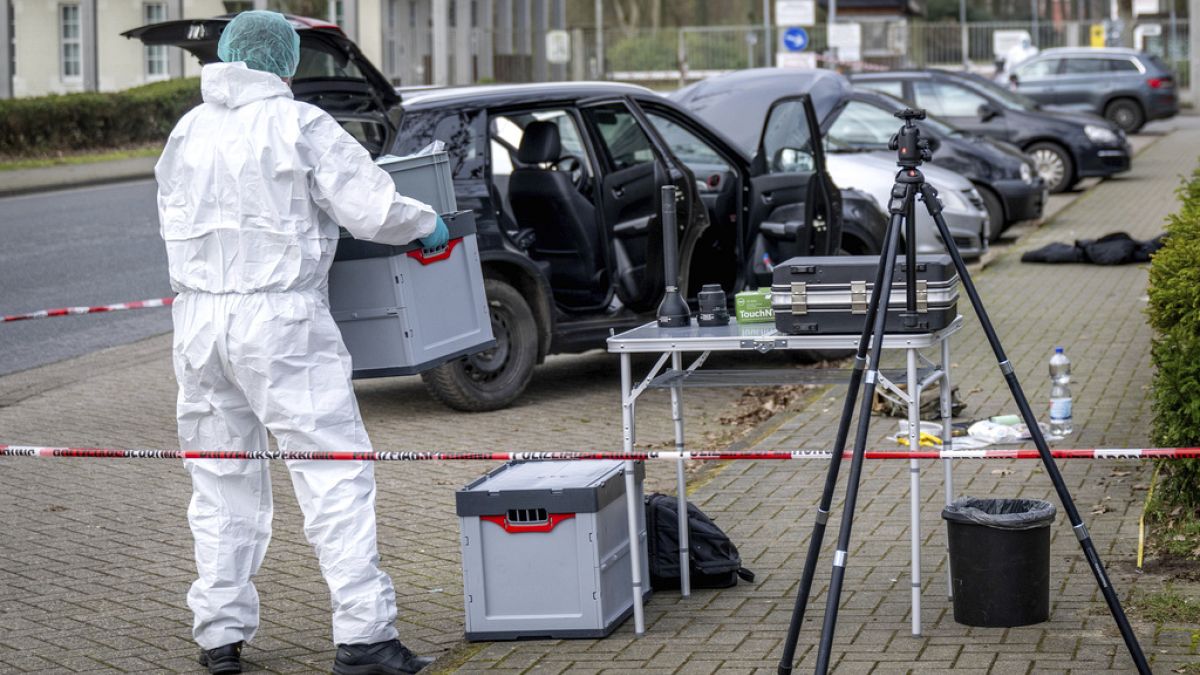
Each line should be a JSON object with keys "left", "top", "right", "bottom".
{"left": 2, "top": 297, "right": 175, "bottom": 322}
{"left": 1, "top": 444, "right": 1198, "bottom": 462}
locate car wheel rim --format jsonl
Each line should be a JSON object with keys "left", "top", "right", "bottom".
{"left": 463, "top": 303, "right": 511, "bottom": 383}
{"left": 1111, "top": 107, "right": 1134, "bottom": 129}
{"left": 1032, "top": 149, "right": 1065, "bottom": 188}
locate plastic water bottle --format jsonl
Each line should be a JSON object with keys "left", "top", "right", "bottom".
{"left": 1049, "top": 347, "right": 1073, "bottom": 436}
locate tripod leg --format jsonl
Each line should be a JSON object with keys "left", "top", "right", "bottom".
{"left": 906, "top": 346, "right": 922, "bottom": 636}
{"left": 918, "top": 183, "right": 1151, "bottom": 674}
{"left": 776, "top": 211, "right": 904, "bottom": 675}
{"left": 940, "top": 337, "right": 954, "bottom": 600}
{"left": 813, "top": 197, "right": 910, "bottom": 675}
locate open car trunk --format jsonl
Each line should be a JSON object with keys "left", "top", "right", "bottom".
{"left": 123, "top": 15, "right": 402, "bottom": 156}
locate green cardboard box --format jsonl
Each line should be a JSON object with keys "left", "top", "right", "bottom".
{"left": 735, "top": 288, "right": 774, "bottom": 323}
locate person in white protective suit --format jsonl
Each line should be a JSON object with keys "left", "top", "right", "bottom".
{"left": 155, "top": 11, "right": 446, "bottom": 675}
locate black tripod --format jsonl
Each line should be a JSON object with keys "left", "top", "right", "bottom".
{"left": 775, "top": 109, "right": 1150, "bottom": 675}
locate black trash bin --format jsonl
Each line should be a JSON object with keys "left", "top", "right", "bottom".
{"left": 942, "top": 497, "right": 1057, "bottom": 627}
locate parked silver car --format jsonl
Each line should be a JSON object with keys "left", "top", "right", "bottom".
{"left": 824, "top": 151, "right": 989, "bottom": 260}
{"left": 671, "top": 69, "right": 989, "bottom": 260}
{"left": 1007, "top": 47, "right": 1179, "bottom": 133}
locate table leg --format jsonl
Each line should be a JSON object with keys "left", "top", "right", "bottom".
{"left": 906, "top": 347, "right": 922, "bottom": 637}
{"left": 669, "top": 351, "right": 690, "bottom": 597}
{"left": 621, "top": 352, "right": 646, "bottom": 635}
{"left": 940, "top": 336, "right": 954, "bottom": 600}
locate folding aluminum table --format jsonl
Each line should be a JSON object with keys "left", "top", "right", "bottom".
{"left": 606, "top": 316, "right": 964, "bottom": 636}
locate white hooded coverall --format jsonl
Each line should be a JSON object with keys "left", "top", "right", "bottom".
{"left": 155, "top": 62, "right": 436, "bottom": 650}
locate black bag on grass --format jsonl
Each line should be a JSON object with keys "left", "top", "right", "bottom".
{"left": 644, "top": 493, "right": 755, "bottom": 590}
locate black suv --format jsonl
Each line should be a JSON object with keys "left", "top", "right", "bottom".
{"left": 852, "top": 69, "right": 1131, "bottom": 193}
{"left": 129, "top": 15, "right": 887, "bottom": 411}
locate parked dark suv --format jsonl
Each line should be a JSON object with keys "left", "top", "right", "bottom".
{"left": 852, "top": 69, "right": 1131, "bottom": 193}
{"left": 1007, "top": 47, "right": 1178, "bottom": 133}
{"left": 129, "top": 15, "right": 887, "bottom": 411}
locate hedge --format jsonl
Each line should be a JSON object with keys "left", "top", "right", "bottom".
{"left": 1148, "top": 164, "right": 1200, "bottom": 512}
{"left": 0, "top": 77, "right": 201, "bottom": 157}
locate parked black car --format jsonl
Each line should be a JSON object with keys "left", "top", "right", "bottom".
{"left": 129, "top": 15, "right": 887, "bottom": 411}
{"left": 852, "top": 69, "right": 1131, "bottom": 193}
{"left": 833, "top": 88, "right": 1046, "bottom": 241}
{"left": 1007, "top": 47, "right": 1178, "bottom": 133}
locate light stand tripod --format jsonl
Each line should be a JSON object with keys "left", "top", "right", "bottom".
{"left": 776, "top": 109, "right": 1150, "bottom": 675}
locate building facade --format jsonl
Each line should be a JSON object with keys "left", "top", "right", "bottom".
{"left": 0, "top": 0, "right": 569, "bottom": 99}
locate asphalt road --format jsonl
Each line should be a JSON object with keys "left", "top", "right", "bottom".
{"left": 0, "top": 179, "right": 172, "bottom": 376}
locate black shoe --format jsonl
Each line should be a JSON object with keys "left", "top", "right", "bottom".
{"left": 198, "top": 641, "right": 243, "bottom": 674}
{"left": 332, "top": 639, "right": 433, "bottom": 675}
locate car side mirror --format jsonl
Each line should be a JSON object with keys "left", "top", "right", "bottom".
{"left": 774, "top": 147, "right": 814, "bottom": 173}
{"left": 978, "top": 103, "right": 1002, "bottom": 121}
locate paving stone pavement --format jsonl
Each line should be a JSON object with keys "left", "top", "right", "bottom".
{"left": 1, "top": 117, "right": 1198, "bottom": 674}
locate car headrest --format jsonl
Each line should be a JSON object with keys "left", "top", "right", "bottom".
{"left": 516, "top": 121, "right": 562, "bottom": 164}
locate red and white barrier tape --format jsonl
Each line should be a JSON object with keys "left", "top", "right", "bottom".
{"left": 2, "top": 444, "right": 1198, "bottom": 462}
{"left": 2, "top": 297, "right": 174, "bottom": 323}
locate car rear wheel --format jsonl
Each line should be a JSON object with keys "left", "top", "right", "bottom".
{"left": 1027, "top": 142, "right": 1074, "bottom": 194}
{"left": 420, "top": 278, "right": 538, "bottom": 412}
{"left": 976, "top": 185, "right": 1005, "bottom": 243}
{"left": 1104, "top": 98, "right": 1144, "bottom": 133}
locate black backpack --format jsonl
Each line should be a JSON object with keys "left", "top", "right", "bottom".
{"left": 644, "top": 493, "right": 755, "bottom": 590}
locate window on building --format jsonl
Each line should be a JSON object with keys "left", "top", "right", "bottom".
{"left": 143, "top": 2, "right": 168, "bottom": 79}
{"left": 59, "top": 3, "right": 81, "bottom": 81}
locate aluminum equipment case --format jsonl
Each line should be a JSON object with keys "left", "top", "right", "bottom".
{"left": 455, "top": 460, "right": 650, "bottom": 641}
{"left": 329, "top": 210, "right": 494, "bottom": 377}
{"left": 771, "top": 255, "right": 959, "bottom": 335}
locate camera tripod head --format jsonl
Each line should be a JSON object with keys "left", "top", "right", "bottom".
{"left": 888, "top": 108, "right": 932, "bottom": 169}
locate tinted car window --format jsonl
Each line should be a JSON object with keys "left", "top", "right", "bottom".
{"left": 761, "top": 99, "right": 815, "bottom": 173}
{"left": 1108, "top": 58, "right": 1140, "bottom": 72}
{"left": 644, "top": 112, "right": 731, "bottom": 174}
{"left": 957, "top": 75, "right": 1037, "bottom": 110}
{"left": 857, "top": 80, "right": 904, "bottom": 99}
{"left": 394, "top": 109, "right": 487, "bottom": 180}
{"left": 488, "top": 109, "right": 592, "bottom": 177}
{"left": 1063, "top": 58, "right": 1109, "bottom": 74}
{"left": 295, "top": 46, "right": 366, "bottom": 81}
{"left": 914, "top": 80, "right": 989, "bottom": 117}
{"left": 1015, "top": 58, "right": 1060, "bottom": 78}
{"left": 827, "top": 100, "right": 896, "bottom": 149}
{"left": 1144, "top": 54, "right": 1171, "bottom": 72}
{"left": 588, "top": 103, "right": 656, "bottom": 170}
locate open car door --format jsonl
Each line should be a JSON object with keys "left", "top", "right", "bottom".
{"left": 122, "top": 16, "right": 401, "bottom": 156}
{"left": 579, "top": 98, "right": 698, "bottom": 312}
{"left": 749, "top": 94, "right": 842, "bottom": 285}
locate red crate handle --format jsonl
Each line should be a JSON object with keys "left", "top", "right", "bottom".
{"left": 406, "top": 238, "right": 462, "bottom": 265}
{"left": 480, "top": 513, "right": 575, "bottom": 534}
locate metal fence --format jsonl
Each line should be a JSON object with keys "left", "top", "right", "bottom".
{"left": 587, "top": 19, "right": 1190, "bottom": 89}
{"left": 395, "top": 19, "right": 1191, "bottom": 91}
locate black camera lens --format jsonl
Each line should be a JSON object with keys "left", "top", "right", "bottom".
{"left": 697, "top": 284, "right": 729, "bottom": 327}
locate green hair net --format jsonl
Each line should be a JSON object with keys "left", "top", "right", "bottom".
{"left": 217, "top": 11, "right": 300, "bottom": 78}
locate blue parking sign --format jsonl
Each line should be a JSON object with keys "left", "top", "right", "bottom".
{"left": 782, "top": 26, "right": 808, "bottom": 52}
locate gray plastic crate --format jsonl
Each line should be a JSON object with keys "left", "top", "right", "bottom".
{"left": 329, "top": 211, "right": 494, "bottom": 377}
{"left": 377, "top": 151, "right": 457, "bottom": 215}
{"left": 456, "top": 460, "right": 650, "bottom": 641}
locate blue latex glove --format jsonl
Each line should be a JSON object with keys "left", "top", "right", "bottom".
{"left": 420, "top": 215, "right": 450, "bottom": 249}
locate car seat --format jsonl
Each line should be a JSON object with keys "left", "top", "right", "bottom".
{"left": 508, "top": 121, "right": 605, "bottom": 307}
